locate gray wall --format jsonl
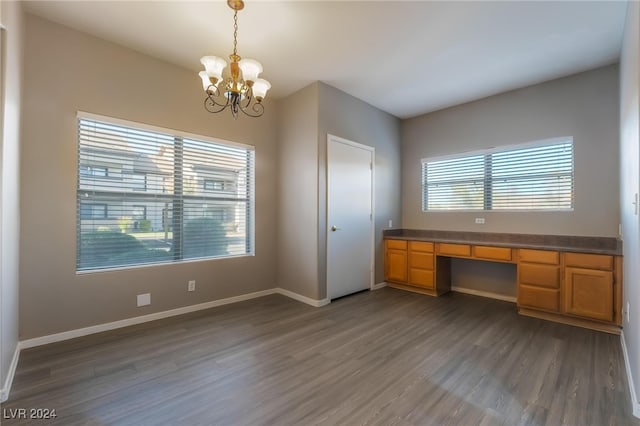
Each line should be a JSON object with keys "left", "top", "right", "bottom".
{"left": 317, "top": 82, "right": 401, "bottom": 295}
{"left": 0, "top": 0, "right": 23, "bottom": 397}
{"left": 619, "top": 0, "right": 640, "bottom": 411}
{"left": 19, "top": 15, "right": 278, "bottom": 339}
{"left": 451, "top": 259, "right": 517, "bottom": 299}
{"left": 402, "top": 65, "right": 620, "bottom": 237}
{"left": 276, "top": 83, "right": 320, "bottom": 299}
{"left": 275, "top": 82, "right": 402, "bottom": 300}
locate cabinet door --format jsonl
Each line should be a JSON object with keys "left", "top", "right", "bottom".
{"left": 564, "top": 267, "right": 614, "bottom": 322}
{"left": 386, "top": 249, "right": 408, "bottom": 283}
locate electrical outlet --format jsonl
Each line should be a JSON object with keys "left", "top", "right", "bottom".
{"left": 137, "top": 293, "right": 151, "bottom": 307}
{"left": 475, "top": 218, "right": 485, "bottom": 224}
{"left": 188, "top": 280, "right": 196, "bottom": 292}
{"left": 388, "top": 219, "right": 393, "bottom": 228}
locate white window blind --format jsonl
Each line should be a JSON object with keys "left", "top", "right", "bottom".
{"left": 422, "top": 139, "right": 574, "bottom": 211}
{"left": 77, "top": 114, "right": 255, "bottom": 272}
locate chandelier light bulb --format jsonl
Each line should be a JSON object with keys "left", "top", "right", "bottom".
{"left": 200, "top": 56, "right": 227, "bottom": 83}
{"left": 252, "top": 78, "right": 271, "bottom": 101}
{"left": 238, "top": 58, "right": 263, "bottom": 83}
{"left": 199, "top": 71, "right": 215, "bottom": 92}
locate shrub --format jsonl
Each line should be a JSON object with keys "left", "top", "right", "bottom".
{"left": 138, "top": 219, "right": 152, "bottom": 232}
{"left": 183, "top": 217, "right": 228, "bottom": 258}
{"left": 79, "top": 230, "right": 147, "bottom": 268}
{"left": 117, "top": 217, "right": 133, "bottom": 233}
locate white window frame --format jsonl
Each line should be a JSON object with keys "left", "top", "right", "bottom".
{"left": 421, "top": 137, "right": 574, "bottom": 212}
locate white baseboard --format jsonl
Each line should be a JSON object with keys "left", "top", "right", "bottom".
{"left": 451, "top": 286, "right": 517, "bottom": 303}
{"left": 0, "top": 344, "right": 20, "bottom": 402}
{"left": 621, "top": 331, "right": 640, "bottom": 418}
{"left": 372, "top": 282, "right": 387, "bottom": 290}
{"left": 20, "top": 289, "right": 278, "bottom": 349}
{"left": 275, "top": 288, "right": 330, "bottom": 307}
{"left": 20, "top": 287, "right": 330, "bottom": 350}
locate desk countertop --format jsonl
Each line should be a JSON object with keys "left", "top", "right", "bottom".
{"left": 383, "top": 229, "right": 622, "bottom": 256}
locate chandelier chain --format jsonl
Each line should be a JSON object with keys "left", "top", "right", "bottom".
{"left": 233, "top": 10, "right": 238, "bottom": 57}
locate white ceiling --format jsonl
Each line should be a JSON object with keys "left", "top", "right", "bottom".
{"left": 24, "top": 1, "right": 628, "bottom": 119}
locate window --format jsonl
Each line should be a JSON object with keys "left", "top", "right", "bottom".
{"left": 77, "top": 113, "right": 255, "bottom": 272}
{"left": 132, "top": 205, "right": 147, "bottom": 220}
{"left": 80, "top": 165, "right": 108, "bottom": 177}
{"left": 80, "top": 203, "right": 108, "bottom": 219}
{"left": 204, "top": 179, "right": 224, "bottom": 191}
{"left": 422, "top": 138, "right": 574, "bottom": 211}
{"left": 130, "top": 173, "right": 147, "bottom": 191}
{"left": 203, "top": 179, "right": 236, "bottom": 192}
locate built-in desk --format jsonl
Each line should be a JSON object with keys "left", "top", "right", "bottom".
{"left": 383, "top": 230, "right": 623, "bottom": 334}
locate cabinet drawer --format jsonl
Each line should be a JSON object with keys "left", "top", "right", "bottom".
{"left": 473, "top": 246, "right": 512, "bottom": 262}
{"left": 437, "top": 243, "right": 471, "bottom": 257}
{"left": 409, "top": 269, "right": 434, "bottom": 289}
{"left": 409, "top": 241, "right": 434, "bottom": 253}
{"left": 519, "top": 249, "right": 559, "bottom": 265}
{"left": 564, "top": 252, "right": 613, "bottom": 271}
{"left": 409, "top": 252, "right": 434, "bottom": 270}
{"left": 518, "top": 263, "right": 560, "bottom": 289}
{"left": 518, "top": 285, "right": 559, "bottom": 312}
{"left": 386, "top": 239, "right": 407, "bottom": 250}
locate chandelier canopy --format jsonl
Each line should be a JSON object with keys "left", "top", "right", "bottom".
{"left": 199, "top": 0, "right": 271, "bottom": 119}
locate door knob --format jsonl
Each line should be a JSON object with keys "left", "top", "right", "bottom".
{"left": 331, "top": 225, "right": 341, "bottom": 232}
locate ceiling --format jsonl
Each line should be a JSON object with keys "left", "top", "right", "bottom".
{"left": 23, "top": 1, "right": 628, "bottom": 119}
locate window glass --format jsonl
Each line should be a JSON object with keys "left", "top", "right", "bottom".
{"left": 422, "top": 139, "right": 574, "bottom": 211}
{"left": 77, "top": 115, "right": 255, "bottom": 272}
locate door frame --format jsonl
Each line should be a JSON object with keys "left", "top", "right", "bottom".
{"left": 326, "top": 134, "right": 375, "bottom": 297}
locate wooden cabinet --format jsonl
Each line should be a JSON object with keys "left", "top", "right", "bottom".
{"left": 384, "top": 237, "right": 622, "bottom": 332}
{"left": 385, "top": 240, "right": 407, "bottom": 283}
{"left": 517, "top": 249, "right": 561, "bottom": 313}
{"left": 385, "top": 239, "right": 446, "bottom": 295}
{"left": 409, "top": 241, "right": 434, "bottom": 289}
{"left": 518, "top": 250, "right": 621, "bottom": 328}
{"left": 563, "top": 253, "right": 617, "bottom": 323}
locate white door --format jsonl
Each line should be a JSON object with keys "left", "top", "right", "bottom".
{"left": 327, "top": 135, "right": 374, "bottom": 300}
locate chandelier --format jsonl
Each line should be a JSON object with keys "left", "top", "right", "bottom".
{"left": 199, "top": 0, "right": 271, "bottom": 119}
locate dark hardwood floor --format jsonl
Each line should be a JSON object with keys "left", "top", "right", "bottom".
{"left": 3, "top": 287, "right": 638, "bottom": 425}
